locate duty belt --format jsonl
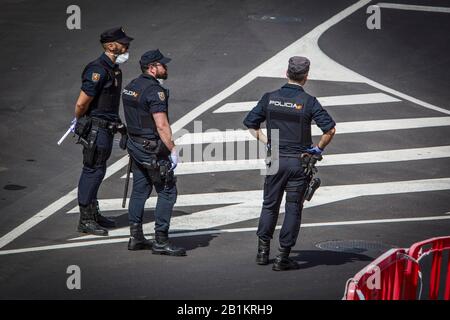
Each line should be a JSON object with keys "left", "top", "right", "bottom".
{"left": 91, "top": 117, "right": 123, "bottom": 133}
{"left": 129, "top": 134, "right": 157, "bottom": 145}
{"left": 129, "top": 134, "right": 160, "bottom": 151}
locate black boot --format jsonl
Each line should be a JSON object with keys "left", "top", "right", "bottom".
{"left": 256, "top": 238, "right": 270, "bottom": 265}
{"left": 152, "top": 231, "right": 186, "bottom": 256}
{"left": 92, "top": 201, "right": 116, "bottom": 228}
{"left": 272, "top": 247, "right": 300, "bottom": 271}
{"left": 77, "top": 204, "right": 108, "bottom": 236}
{"left": 128, "top": 223, "right": 154, "bottom": 250}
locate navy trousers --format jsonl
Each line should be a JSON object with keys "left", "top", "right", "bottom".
{"left": 77, "top": 127, "right": 113, "bottom": 206}
{"left": 257, "top": 157, "right": 308, "bottom": 248}
{"left": 127, "top": 138, "right": 177, "bottom": 233}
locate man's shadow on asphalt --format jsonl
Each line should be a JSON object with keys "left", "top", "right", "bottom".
{"left": 113, "top": 210, "right": 217, "bottom": 252}
{"left": 268, "top": 249, "right": 374, "bottom": 270}
{"left": 114, "top": 209, "right": 194, "bottom": 229}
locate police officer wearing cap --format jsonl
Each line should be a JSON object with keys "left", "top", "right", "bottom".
{"left": 243, "top": 56, "right": 336, "bottom": 271}
{"left": 74, "top": 26, "right": 133, "bottom": 236}
{"left": 122, "top": 49, "right": 186, "bottom": 256}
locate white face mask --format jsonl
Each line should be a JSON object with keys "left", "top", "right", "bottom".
{"left": 115, "top": 52, "right": 129, "bottom": 64}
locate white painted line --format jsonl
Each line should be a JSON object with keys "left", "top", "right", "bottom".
{"left": 2, "top": 215, "right": 450, "bottom": 256}
{"left": 214, "top": 101, "right": 258, "bottom": 113}
{"left": 118, "top": 145, "right": 450, "bottom": 176}
{"left": 377, "top": 3, "right": 450, "bottom": 14}
{"left": 0, "top": 156, "right": 130, "bottom": 249}
{"left": 318, "top": 93, "right": 401, "bottom": 106}
{"left": 213, "top": 93, "right": 401, "bottom": 113}
{"left": 175, "top": 117, "right": 450, "bottom": 145}
{"left": 255, "top": 0, "right": 450, "bottom": 115}
{"left": 69, "top": 177, "right": 450, "bottom": 240}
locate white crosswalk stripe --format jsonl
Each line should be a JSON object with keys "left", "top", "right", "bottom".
{"left": 174, "top": 117, "right": 450, "bottom": 145}
{"left": 213, "top": 93, "right": 401, "bottom": 113}
{"left": 120, "top": 146, "right": 450, "bottom": 176}
{"left": 69, "top": 177, "right": 450, "bottom": 240}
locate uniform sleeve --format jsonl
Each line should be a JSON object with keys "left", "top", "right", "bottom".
{"left": 145, "top": 89, "right": 168, "bottom": 113}
{"left": 81, "top": 66, "right": 107, "bottom": 97}
{"left": 243, "top": 93, "right": 269, "bottom": 129}
{"left": 311, "top": 97, "right": 336, "bottom": 133}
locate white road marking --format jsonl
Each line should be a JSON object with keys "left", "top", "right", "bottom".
{"left": 118, "top": 146, "right": 450, "bottom": 176}
{"left": 1, "top": 215, "right": 450, "bottom": 256}
{"left": 0, "top": 156, "right": 130, "bottom": 249}
{"left": 1, "top": 0, "right": 447, "bottom": 250}
{"left": 175, "top": 117, "right": 450, "bottom": 145}
{"left": 377, "top": 3, "right": 450, "bottom": 13}
{"left": 213, "top": 93, "right": 401, "bottom": 113}
{"left": 69, "top": 177, "right": 450, "bottom": 240}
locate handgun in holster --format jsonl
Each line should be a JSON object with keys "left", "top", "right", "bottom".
{"left": 300, "top": 153, "right": 323, "bottom": 202}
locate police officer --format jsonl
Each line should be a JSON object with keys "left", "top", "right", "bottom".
{"left": 122, "top": 49, "right": 186, "bottom": 256}
{"left": 243, "top": 56, "right": 336, "bottom": 271}
{"left": 74, "top": 27, "right": 133, "bottom": 236}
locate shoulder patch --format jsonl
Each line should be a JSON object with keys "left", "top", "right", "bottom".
{"left": 91, "top": 72, "right": 101, "bottom": 82}
{"left": 157, "top": 91, "right": 166, "bottom": 101}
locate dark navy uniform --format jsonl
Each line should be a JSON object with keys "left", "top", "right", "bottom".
{"left": 244, "top": 83, "right": 335, "bottom": 249}
{"left": 75, "top": 26, "right": 133, "bottom": 236}
{"left": 77, "top": 52, "right": 122, "bottom": 207}
{"left": 122, "top": 73, "right": 176, "bottom": 232}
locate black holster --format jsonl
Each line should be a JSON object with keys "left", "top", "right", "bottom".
{"left": 81, "top": 127, "right": 99, "bottom": 167}
{"left": 141, "top": 159, "right": 176, "bottom": 187}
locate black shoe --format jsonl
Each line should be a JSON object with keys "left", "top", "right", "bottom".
{"left": 128, "top": 223, "right": 154, "bottom": 250}
{"left": 256, "top": 238, "right": 270, "bottom": 265}
{"left": 92, "top": 201, "right": 116, "bottom": 228}
{"left": 152, "top": 231, "right": 186, "bottom": 256}
{"left": 272, "top": 247, "right": 300, "bottom": 271}
{"left": 77, "top": 205, "right": 108, "bottom": 236}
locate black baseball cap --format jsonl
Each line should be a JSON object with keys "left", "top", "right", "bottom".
{"left": 139, "top": 49, "right": 172, "bottom": 66}
{"left": 100, "top": 26, "right": 134, "bottom": 44}
{"left": 288, "top": 56, "right": 310, "bottom": 75}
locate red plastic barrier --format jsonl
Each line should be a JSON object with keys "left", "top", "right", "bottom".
{"left": 345, "top": 248, "right": 410, "bottom": 300}
{"left": 406, "top": 236, "right": 450, "bottom": 300}
{"left": 344, "top": 236, "right": 450, "bottom": 300}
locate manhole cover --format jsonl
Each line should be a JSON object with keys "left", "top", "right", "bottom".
{"left": 248, "top": 15, "right": 302, "bottom": 23}
{"left": 316, "top": 240, "right": 395, "bottom": 254}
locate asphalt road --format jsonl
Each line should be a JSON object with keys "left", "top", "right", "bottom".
{"left": 0, "top": 0, "right": 449, "bottom": 300}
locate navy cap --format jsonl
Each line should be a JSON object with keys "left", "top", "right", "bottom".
{"left": 100, "top": 26, "right": 134, "bottom": 44}
{"left": 139, "top": 49, "right": 171, "bottom": 66}
{"left": 288, "top": 56, "right": 310, "bottom": 75}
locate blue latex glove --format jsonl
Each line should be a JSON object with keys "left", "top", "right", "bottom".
{"left": 306, "top": 146, "right": 323, "bottom": 155}
{"left": 169, "top": 148, "right": 178, "bottom": 171}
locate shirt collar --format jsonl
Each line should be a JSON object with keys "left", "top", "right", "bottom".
{"left": 140, "top": 73, "right": 160, "bottom": 83}
{"left": 100, "top": 52, "right": 116, "bottom": 68}
{"left": 282, "top": 82, "right": 304, "bottom": 91}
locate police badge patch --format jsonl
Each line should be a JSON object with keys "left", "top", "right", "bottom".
{"left": 158, "top": 91, "right": 166, "bottom": 101}
{"left": 91, "top": 73, "right": 101, "bottom": 82}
